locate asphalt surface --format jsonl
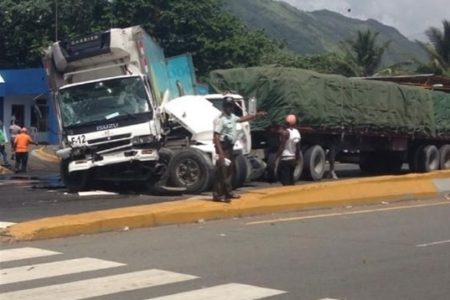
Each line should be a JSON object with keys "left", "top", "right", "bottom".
{"left": 1, "top": 198, "right": 449, "bottom": 299}
{"left": 0, "top": 152, "right": 368, "bottom": 223}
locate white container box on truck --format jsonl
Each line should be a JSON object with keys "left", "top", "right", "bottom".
{"left": 43, "top": 26, "right": 165, "bottom": 191}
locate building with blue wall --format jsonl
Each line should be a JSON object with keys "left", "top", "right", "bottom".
{"left": 0, "top": 68, "right": 59, "bottom": 144}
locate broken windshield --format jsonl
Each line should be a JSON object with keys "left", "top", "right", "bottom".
{"left": 59, "top": 76, "right": 152, "bottom": 128}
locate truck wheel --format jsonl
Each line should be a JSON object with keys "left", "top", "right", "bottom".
{"left": 168, "top": 148, "right": 214, "bottom": 193}
{"left": 293, "top": 151, "right": 304, "bottom": 182}
{"left": 439, "top": 145, "right": 450, "bottom": 170}
{"left": 409, "top": 145, "right": 425, "bottom": 172}
{"left": 60, "top": 159, "right": 90, "bottom": 193}
{"left": 304, "top": 145, "right": 325, "bottom": 181}
{"left": 232, "top": 154, "right": 249, "bottom": 188}
{"left": 146, "top": 148, "right": 174, "bottom": 194}
{"left": 418, "top": 145, "right": 440, "bottom": 172}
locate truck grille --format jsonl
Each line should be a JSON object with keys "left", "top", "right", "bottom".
{"left": 88, "top": 133, "right": 131, "bottom": 144}
{"left": 91, "top": 139, "right": 131, "bottom": 153}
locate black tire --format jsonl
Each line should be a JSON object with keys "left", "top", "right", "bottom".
{"left": 304, "top": 145, "right": 326, "bottom": 181}
{"left": 168, "top": 148, "right": 214, "bottom": 193}
{"left": 146, "top": 148, "right": 174, "bottom": 194}
{"left": 293, "top": 151, "right": 304, "bottom": 182}
{"left": 232, "top": 154, "right": 249, "bottom": 189}
{"left": 60, "top": 159, "right": 90, "bottom": 192}
{"left": 439, "top": 145, "right": 450, "bottom": 170}
{"left": 408, "top": 145, "right": 425, "bottom": 172}
{"left": 418, "top": 145, "right": 440, "bottom": 172}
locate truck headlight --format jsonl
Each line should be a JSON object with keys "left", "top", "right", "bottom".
{"left": 132, "top": 134, "right": 155, "bottom": 145}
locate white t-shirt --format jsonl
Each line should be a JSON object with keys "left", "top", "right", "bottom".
{"left": 213, "top": 113, "right": 240, "bottom": 144}
{"left": 281, "top": 128, "right": 301, "bottom": 160}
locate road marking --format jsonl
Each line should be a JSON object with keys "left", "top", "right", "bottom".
{"left": 0, "top": 222, "right": 15, "bottom": 229}
{"left": 416, "top": 239, "right": 450, "bottom": 247}
{"left": 247, "top": 201, "right": 450, "bottom": 225}
{"left": 77, "top": 190, "right": 118, "bottom": 196}
{"left": 0, "top": 248, "right": 60, "bottom": 263}
{"left": 0, "top": 258, "right": 124, "bottom": 285}
{"left": 0, "top": 269, "right": 198, "bottom": 300}
{"left": 147, "top": 283, "right": 286, "bottom": 299}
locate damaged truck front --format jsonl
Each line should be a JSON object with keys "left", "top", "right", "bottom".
{"left": 43, "top": 27, "right": 164, "bottom": 191}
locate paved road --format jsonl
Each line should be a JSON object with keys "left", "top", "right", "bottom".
{"left": 0, "top": 155, "right": 367, "bottom": 224}
{"left": 1, "top": 198, "right": 449, "bottom": 299}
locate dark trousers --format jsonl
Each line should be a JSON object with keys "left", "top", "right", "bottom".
{"left": 15, "top": 152, "right": 29, "bottom": 172}
{"left": 0, "top": 145, "right": 8, "bottom": 165}
{"left": 278, "top": 159, "right": 296, "bottom": 186}
{"left": 213, "top": 146, "right": 234, "bottom": 198}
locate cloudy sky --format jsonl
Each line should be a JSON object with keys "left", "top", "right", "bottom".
{"left": 280, "top": 0, "right": 449, "bottom": 40}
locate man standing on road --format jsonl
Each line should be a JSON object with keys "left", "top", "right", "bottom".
{"left": 213, "top": 96, "right": 266, "bottom": 202}
{"left": 276, "top": 114, "right": 301, "bottom": 186}
{"left": 0, "top": 121, "right": 10, "bottom": 166}
{"left": 9, "top": 120, "right": 21, "bottom": 160}
{"left": 14, "top": 127, "right": 37, "bottom": 173}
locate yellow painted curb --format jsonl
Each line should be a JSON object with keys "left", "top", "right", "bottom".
{"left": 34, "top": 147, "right": 60, "bottom": 163}
{"left": 4, "top": 170, "right": 450, "bottom": 241}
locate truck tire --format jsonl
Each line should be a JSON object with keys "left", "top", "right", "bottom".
{"left": 146, "top": 148, "right": 174, "bottom": 194}
{"left": 60, "top": 159, "right": 90, "bottom": 193}
{"left": 409, "top": 145, "right": 425, "bottom": 172}
{"left": 418, "top": 145, "right": 440, "bottom": 172}
{"left": 293, "top": 151, "right": 304, "bottom": 182}
{"left": 168, "top": 148, "right": 214, "bottom": 194}
{"left": 439, "top": 145, "right": 450, "bottom": 170}
{"left": 304, "top": 145, "right": 326, "bottom": 181}
{"left": 232, "top": 154, "right": 249, "bottom": 189}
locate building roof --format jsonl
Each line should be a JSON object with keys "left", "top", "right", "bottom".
{"left": 0, "top": 68, "right": 49, "bottom": 96}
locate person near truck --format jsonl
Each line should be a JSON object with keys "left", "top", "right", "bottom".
{"left": 213, "top": 96, "right": 266, "bottom": 202}
{"left": 276, "top": 114, "right": 301, "bottom": 185}
{"left": 14, "top": 127, "right": 37, "bottom": 173}
{"left": 9, "top": 120, "right": 21, "bottom": 160}
{"left": 0, "top": 121, "right": 9, "bottom": 166}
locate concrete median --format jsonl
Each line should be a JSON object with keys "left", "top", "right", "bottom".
{"left": 3, "top": 170, "right": 450, "bottom": 241}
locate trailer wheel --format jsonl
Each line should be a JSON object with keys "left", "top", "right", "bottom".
{"left": 409, "top": 145, "right": 425, "bottom": 172}
{"left": 232, "top": 154, "right": 249, "bottom": 189}
{"left": 168, "top": 148, "right": 214, "bottom": 193}
{"left": 304, "top": 145, "right": 326, "bottom": 181}
{"left": 60, "top": 159, "right": 90, "bottom": 193}
{"left": 146, "top": 148, "right": 174, "bottom": 194}
{"left": 418, "top": 145, "right": 440, "bottom": 172}
{"left": 439, "top": 145, "right": 450, "bottom": 170}
{"left": 293, "top": 151, "right": 304, "bottom": 182}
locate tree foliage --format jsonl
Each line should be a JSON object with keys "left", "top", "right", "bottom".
{"left": 0, "top": 0, "right": 276, "bottom": 75}
{"left": 416, "top": 20, "right": 450, "bottom": 76}
{"left": 340, "top": 30, "right": 390, "bottom": 76}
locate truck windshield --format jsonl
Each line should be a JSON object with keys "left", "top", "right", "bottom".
{"left": 59, "top": 76, "right": 151, "bottom": 128}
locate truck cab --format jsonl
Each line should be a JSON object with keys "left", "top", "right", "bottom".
{"left": 43, "top": 27, "right": 164, "bottom": 191}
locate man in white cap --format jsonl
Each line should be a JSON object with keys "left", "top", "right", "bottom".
{"left": 276, "top": 114, "right": 301, "bottom": 185}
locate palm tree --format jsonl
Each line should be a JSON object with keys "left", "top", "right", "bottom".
{"left": 417, "top": 20, "right": 450, "bottom": 75}
{"left": 340, "top": 30, "right": 391, "bottom": 76}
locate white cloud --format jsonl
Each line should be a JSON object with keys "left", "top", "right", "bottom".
{"left": 280, "top": 0, "right": 449, "bottom": 40}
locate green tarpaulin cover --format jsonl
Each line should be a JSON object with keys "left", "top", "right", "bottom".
{"left": 209, "top": 66, "right": 450, "bottom": 138}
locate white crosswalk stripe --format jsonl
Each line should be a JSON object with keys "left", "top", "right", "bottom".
{"left": 147, "top": 283, "right": 286, "bottom": 299}
{"left": 0, "top": 247, "right": 60, "bottom": 263}
{"left": 0, "top": 258, "right": 124, "bottom": 285}
{"left": 0, "top": 269, "right": 198, "bottom": 300}
{"left": 0, "top": 247, "right": 287, "bottom": 299}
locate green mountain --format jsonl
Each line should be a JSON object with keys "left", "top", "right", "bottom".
{"left": 225, "top": 0, "right": 427, "bottom": 66}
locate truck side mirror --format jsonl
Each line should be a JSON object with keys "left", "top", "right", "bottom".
{"left": 248, "top": 97, "right": 257, "bottom": 115}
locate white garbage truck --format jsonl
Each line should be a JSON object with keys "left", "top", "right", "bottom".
{"left": 43, "top": 26, "right": 265, "bottom": 193}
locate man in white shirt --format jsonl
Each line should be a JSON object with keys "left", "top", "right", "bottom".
{"left": 213, "top": 96, "right": 266, "bottom": 202}
{"left": 276, "top": 114, "right": 301, "bottom": 185}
